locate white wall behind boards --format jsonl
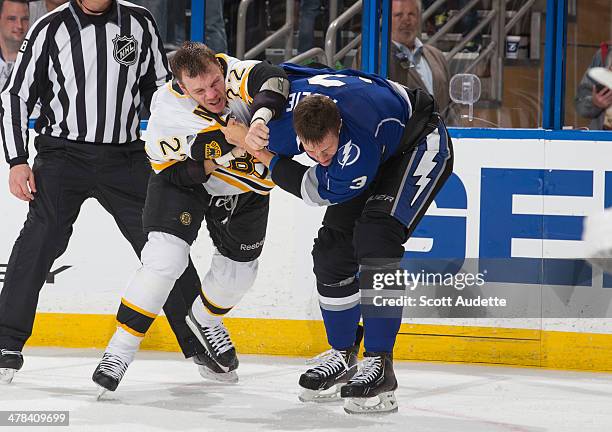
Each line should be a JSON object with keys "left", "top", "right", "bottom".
{"left": 2, "top": 136, "right": 612, "bottom": 333}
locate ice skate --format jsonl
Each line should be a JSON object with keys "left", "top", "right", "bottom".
{"left": 341, "top": 352, "right": 398, "bottom": 414}
{"left": 186, "top": 310, "right": 238, "bottom": 381}
{"left": 0, "top": 350, "right": 23, "bottom": 384}
{"left": 92, "top": 352, "right": 130, "bottom": 398}
{"left": 298, "top": 326, "right": 363, "bottom": 403}
{"left": 192, "top": 348, "right": 238, "bottom": 383}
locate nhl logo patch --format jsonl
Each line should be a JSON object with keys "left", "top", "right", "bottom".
{"left": 112, "top": 35, "right": 138, "bottom": 66}
{"left": 205, "top": 141, "right": 222, "bottom": 159}
{"left": 179, "top": 212, "right": 192, "bottom": 226}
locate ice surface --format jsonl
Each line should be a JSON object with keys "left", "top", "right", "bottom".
{"left": 1, "top": 348, "right": 612, "bottom": 431}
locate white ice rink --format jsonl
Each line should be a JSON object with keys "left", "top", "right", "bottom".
{"left": 1, "top": 348, "right": 612, "bottom": 431}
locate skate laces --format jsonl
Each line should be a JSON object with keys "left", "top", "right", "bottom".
{"left": 350, "top": 356, "right": 382, "bottom": 384}
{"left": 203, "top": 324, "right": 234, "bottom": 355}
{"left": 97, "top": 353, "right": 128, "bottom": 381}
{"left": 0, "top": 350, "right": 21, "bottom": 357}
{"left": 306, "top": 349, "right": 349, "bottom": 377}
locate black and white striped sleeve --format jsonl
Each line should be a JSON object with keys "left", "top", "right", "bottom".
{"left": 0, "top": 19, "right": 50, "bottom": 167}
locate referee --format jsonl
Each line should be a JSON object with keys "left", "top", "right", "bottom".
{"left": 0, "top": 0, "right": 204, "bottom": 383}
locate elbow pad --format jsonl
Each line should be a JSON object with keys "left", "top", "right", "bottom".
{"left": 250, "top": 76, "right": 290, "bottom": 124}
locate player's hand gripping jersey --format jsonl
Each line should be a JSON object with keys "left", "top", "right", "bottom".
{"left": 268, "top": 64, "right": 415, "bottom": 205}
{"left": 144, "top": 54, "right": 281, "bottom": 195}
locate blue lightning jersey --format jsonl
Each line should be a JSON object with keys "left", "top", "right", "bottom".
{"left": 268, "top": 63, "right": 413, "bottom": 206}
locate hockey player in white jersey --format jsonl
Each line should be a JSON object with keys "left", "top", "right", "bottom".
{"left": 92, "top": 42, "right": 288, "bottom": 395}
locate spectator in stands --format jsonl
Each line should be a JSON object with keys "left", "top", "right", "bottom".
{"left": 0, "top": 0, "right": 29, "bottom": 90}
{"left": 132, "top": 0, "right": 225, "bottom": 52}
{"left": 297, "top": 0, "right": 321, "bottom": 54}
{"left": 28, "top": 0, "right": 66, "bottom": 24}
{"left": 130, "top": 0, "right": 168, "bottom": 42}
{"left": 389, "top": 0, "right": 452, "bottom": 121}
{"left": 205, "top": 0, "right": 227, "bottom": 54}
{"left": 455, "top": 0, "right": 481, "bottom": 52}
{"left": 576, "top": 45, "right": 612, "bottom": 130}
{"left": 167, "top": 0, "right": 187, "bottom": 47}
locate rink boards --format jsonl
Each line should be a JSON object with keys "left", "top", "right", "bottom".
{"left": 2, "top": 131, "right": 612, "bottom": 370}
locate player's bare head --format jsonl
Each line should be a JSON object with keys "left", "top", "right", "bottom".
{"left": 294, "top": 95, "right": 341, "bottom": 142}
{"left": 171, "top": 41, "right": 226, "bottom": 113}
{"left": 293, "top": 95, "right": 341, "bottom": 166}
{"left": 170, "top": 41, "right": 221, "bottom": 83}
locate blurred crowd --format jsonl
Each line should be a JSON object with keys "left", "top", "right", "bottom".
{"left": 1, "top": 0, "right": 608, "bottom": 129}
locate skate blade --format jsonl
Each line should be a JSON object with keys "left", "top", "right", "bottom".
{"left": 298, "top": 385, "right": 343, "bottom": 403}
{"left": 343, "top": 391, "right": 398, "bottom": 415}
{"left": 197, "top": 365, "right": 238, "bottom": 384}
{"left": 96, "top": 385, "right": 110, "bottom": 401}
{"left": 0, "top": 368, "right": 15, "bottom": 384}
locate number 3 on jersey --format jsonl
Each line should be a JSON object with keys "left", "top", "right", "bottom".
{"left": 350, "top": 176, "right": 367, "bottom": 190}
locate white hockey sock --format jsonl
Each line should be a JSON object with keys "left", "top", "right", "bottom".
{"left": 191, "top": 296, "right": 223, "bottom": 328}
{"left": 190, "top": 254, "right": 259, "bottom": 328}
{"left": 105, "top": 327, "right": 142, "bottom": 365}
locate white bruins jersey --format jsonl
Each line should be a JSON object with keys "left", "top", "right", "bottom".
{"left": 143, "top": 54, "right": 274, "bottom": 196}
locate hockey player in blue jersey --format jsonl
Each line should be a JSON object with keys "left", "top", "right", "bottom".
{"left": 224, "top": 63, "right": 453, "bottom": 414}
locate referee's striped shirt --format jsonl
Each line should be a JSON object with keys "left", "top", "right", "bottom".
{"left": 0, "top": 0, "right": 171, "bottom": 167}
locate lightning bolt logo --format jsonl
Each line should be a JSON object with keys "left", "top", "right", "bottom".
{"left": 339, "top": 141, "right": 360, "bottom": 168}
{"left": 411, "top": 152, "right": 437, "bottom": 206}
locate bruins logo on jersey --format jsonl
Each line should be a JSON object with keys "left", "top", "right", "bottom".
{"left": 179, "top": 212, "right": 192, "bottom": 226}
{"left": 205, "top": 141, "right": 223, "bottom": 159}
{"left": 228, "top": 153, "right": 269, "bottom": 180}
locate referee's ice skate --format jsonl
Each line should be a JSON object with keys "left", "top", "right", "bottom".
{"left": 186, "top": 309, "right": 238, "bottom": 382}
{"left": 92, "top": 352, "right": 130, "bottom": 399}
{"left": 341, "top": 352, "right": 398, "bottom": 414}
{"left": 0, "top": 350, "right": 23, "bottom": 384}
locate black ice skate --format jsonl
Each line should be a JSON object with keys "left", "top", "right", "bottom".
{"left": 186, "top": 310, "right": 238, "bottom": 382}
{"left": 92, "top": 352, "right": 130, "bottom": 399}
{"left": 341, "top": 351, "right": 398, "bottom": 414}
{"left": 192, "top": 348, "right": 238, "bottom": 383}
{"left": 0, "top": 349, "right": 23, "bottom": 384}
{"left": 298, "top": 326, "right": 363, "bottom": 403}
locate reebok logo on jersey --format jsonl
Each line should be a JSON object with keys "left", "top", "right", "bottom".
{"left": 240, "top": 239, "right": 265, "bottom": 251}
{"left": 338, "top": 140, "right": 360, "bottom": 168}
{"left": 113, "top": 35, "right": 138, "bottom": 66}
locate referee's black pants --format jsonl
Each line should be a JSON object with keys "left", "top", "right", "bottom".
{"left": 0, "top": 135, "right": 204, "bottom": 357}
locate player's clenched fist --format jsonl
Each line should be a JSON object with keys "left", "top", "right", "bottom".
{"left": 245, "top": 119, "right": 270, "bottom": 151}
{"left": 221, "top": 118, "right": 249, "bottom": 147}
